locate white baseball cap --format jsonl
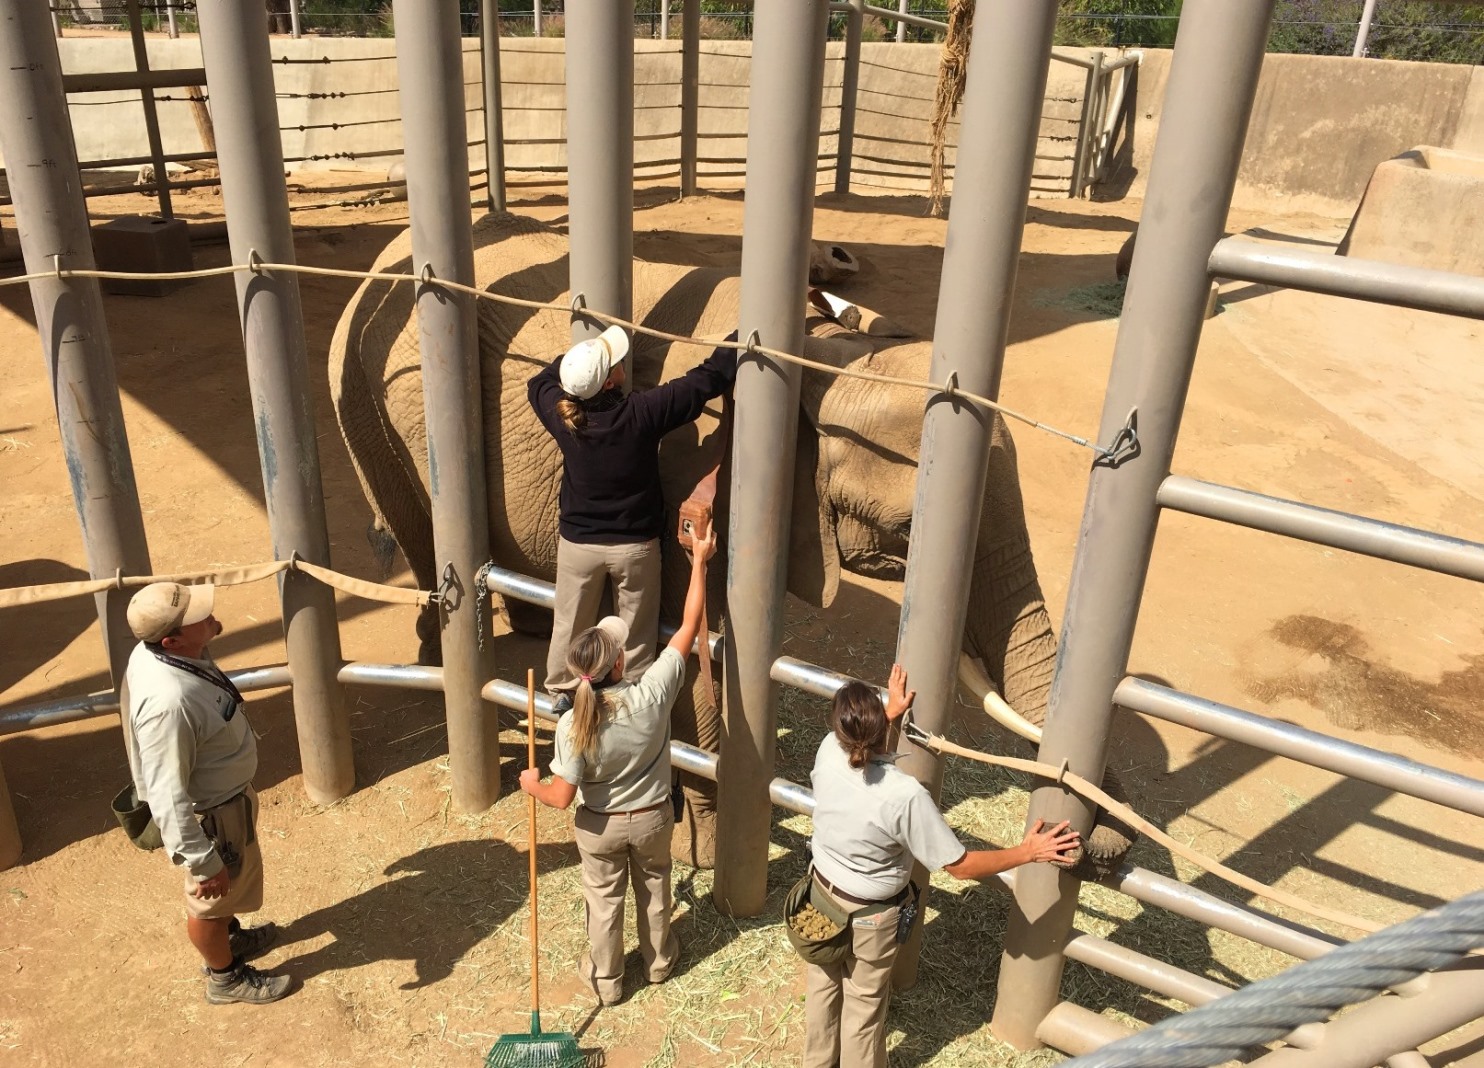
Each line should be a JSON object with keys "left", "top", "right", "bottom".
{"left": 558, "top": 324, "right": 630, "bottom": 400}
{"left": 127, "top": 581, "right": 216, "bottom": 643}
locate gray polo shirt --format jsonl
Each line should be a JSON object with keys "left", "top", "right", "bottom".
{"left": 551, "top": 646, "right": 685, "bottom": 813}
{"left": 808, "top": 733, "right": 967, "bottom": 900}
{"left": 125, "top": 641, "right": 257, "bottom": 880}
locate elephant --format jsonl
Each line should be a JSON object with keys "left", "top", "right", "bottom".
{"left": 329, "top": 211, "right": 1135, "bottom": 876}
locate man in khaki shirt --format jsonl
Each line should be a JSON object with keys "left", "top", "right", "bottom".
{"left": 126, "top": 582, "right": 290, "bottom": 1005}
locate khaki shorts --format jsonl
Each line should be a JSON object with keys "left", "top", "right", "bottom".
{"left": 182, "top": 786, "right": 264, "bottom": 921}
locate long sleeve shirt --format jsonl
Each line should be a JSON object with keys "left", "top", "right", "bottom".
{"left": 125, "top": 641, "right": 257, "bottom": 880}
{"left": 528, "top": 336, "right": 738, "bottom": 544}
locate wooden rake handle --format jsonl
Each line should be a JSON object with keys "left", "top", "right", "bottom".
{"left": 526, "top": 667, "right": 541, "bottom": 1016}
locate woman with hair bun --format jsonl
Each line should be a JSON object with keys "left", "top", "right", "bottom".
{"left": 804, "top": 665, "right": 1081, "bottom": 1068}
{"left": 528, "top": 324, "right": 738, "bottom": 709}
{"left": 520, "top": 525, "right": 718, "bottom": 1007}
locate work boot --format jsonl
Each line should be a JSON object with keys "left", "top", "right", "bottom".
{"left": 577, "top": 952, "right": 622, "bottom": 1006}
{"left": 228, "top": 920, "right": 279, "bottom": 963}
{"left": 205, "top": 962, "right": 292, "bottom": 1005}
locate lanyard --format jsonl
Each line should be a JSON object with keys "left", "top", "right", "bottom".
{"left": 151, "top": 650, "right": 244, "bottom": 711}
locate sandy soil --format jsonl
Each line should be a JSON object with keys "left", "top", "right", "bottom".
{"left": 1, "top": 179, "right": 1481, "bottom": 1067}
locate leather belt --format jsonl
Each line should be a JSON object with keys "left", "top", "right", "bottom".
{"left": 812, "top": 868, "right": 904, "bottom": 908}
{"left": 589, "top": 799, "right": 669, "bottom": 817}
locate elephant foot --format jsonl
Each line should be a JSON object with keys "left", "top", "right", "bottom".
{"left": 1063, "top": 765, "right": 1139, "bottom": 882}
{"left": 505, "top": 599, "right": 554, "bottom": 640}
{"left": 672, "top": 796, "right": 717, "bottom": 870}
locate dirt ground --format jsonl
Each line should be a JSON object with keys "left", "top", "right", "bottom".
{"left": 1, "top": 177, "right": 1481, "bottom": 1068}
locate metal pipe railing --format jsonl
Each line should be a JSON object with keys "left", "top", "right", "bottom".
{"left": 0, "top": 665, "right": 294, "bottom": 738}
{"left": 1105, "top": 864, "right": 1344, "bottom": 961}
{"left": 1159, "top": 475, "right": 1484, "bottom": 583}
{"left": 1209, "top": 238, "right": 1484, "bottom": 321}
{"left": 1116, "top": 677, "right": 1484, "bottom": 818}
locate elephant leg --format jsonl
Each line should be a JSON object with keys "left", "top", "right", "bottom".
{"left": 416, "top": 603, "right": 442, "bottom": 667}
{"left": 505, "top": 599, "right": 553, "bottom": 640}
{"left": 670, "top": 666, "right": 720, "bottom": 869}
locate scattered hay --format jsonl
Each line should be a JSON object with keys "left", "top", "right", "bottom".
{"left": 1033, "top": 280, "right": 1128, "bottom": 320}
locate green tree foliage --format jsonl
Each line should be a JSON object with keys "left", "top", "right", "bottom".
{"left": 1269, "top": 0, "right": 1484, "bottom": 64}
{"left": 1054, "top": 0, "right": 1183, "bottom": 48}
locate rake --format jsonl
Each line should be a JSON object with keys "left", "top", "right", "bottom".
{"left": 485, "top": 669, "right": 587, "bottom": 1068}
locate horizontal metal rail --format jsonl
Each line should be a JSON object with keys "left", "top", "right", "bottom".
{"left": 1159, "top": 475, "right": 1484, "bottom": 583}
{"left": 62, "top": 67, "right": 207, "bottom": 93}
{"left": 480, "top": 560, "right": 729, "bottom": 661}
{"left": 1065, "top": 931, "right": 1232, "bottom": 1007}
{"left": 0, "top": 664, "right": 292, "bottom": 737}
{"left": 1104, "top": 864, "right": 1345, "bottom": 961}
{"left": 861, "top": 2, "right": 946, "bottom": 32}
{"left": 1115, "top": 677, "right": 1484, "bottom": 819}
{"left": 1038, "top": 1002, "right": 1138, "bottom": 1057}
{"left": 1209, "top": 237, "right": 1484, "bottom": 321}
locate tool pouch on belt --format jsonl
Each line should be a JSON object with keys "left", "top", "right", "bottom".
{"left": 783, "top": 868, "right": 856, "bottom": 967}
{"left": 895, "top": 881, "right": 922, "bottom": 944}
{"left": 198, "top": 791, "right": 256, "bottom": 879}
{"left": 111, "top": 783, "right": 163, "bottom": 852}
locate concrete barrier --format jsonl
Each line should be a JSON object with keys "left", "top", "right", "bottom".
{"left": 1338, "top": 145, "right": 1484, "bottom": 276}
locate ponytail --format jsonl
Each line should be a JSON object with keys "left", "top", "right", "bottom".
{"left": 830, "top": 681, "right": 889, "bottom": 770}
{"left": 556, "top": 396, "right": 587, "bottom": 433}
{"left": 565, "top": 626, "right": 624, "bottom": 760}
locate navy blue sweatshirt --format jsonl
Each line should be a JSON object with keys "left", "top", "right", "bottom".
{"left": 528, "top": 337, "right": 738, "bottom": 544}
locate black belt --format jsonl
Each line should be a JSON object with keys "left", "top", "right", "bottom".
{"left": 812, "top": 868, "right": 905, "bottom": 908}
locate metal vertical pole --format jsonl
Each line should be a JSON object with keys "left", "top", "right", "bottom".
{"left": 0, "top": 764, "right": 18, "bottom": 869}
{"left": 480, "top": 0, "right": 507, "bottom": 212}
{"left": 896, "top": 0, "right": 908, "bottom": 43}
{"left": 197, "top": 1, "right": 354, "bottom": 805}
{"left": 887, "top": 0, "right": 1059, "bottom": 990}
{"left": 393, "top": 0, "right": 499, "bottom": 812}
{"left": 125, "top": 0, "right": 172, "bottom": 219}
{"left": 989, "top": 0, "right": 1276, "bottom": 1048}
{"left": 565, "top": 0, "right": 634, "bottom": 346}
{"left": 660, "top": 0, "right": 669, "bottom": 40}
{"left": 712, "top": 0, "right": 829, "bottom": 918}
{"left": 0, "top": 0, "right": 154, "bottom": 867}
{"left": 289, "top": 0, "right": 301, "bottom": 39}
{"left": 166, "top": 0, "right": 177, "bottom": 39}
{"left": 51, "top": 5, "right": 61, "bottom": 36}
{"left": 1071, "top": 51, "right": 1103, "bottom": 199}
{"left": 680, "top": 0, "right": 700, "bottom": 197}
{"left": 1353, "top": 0, "right": 1378, "bottom": 57}
{"left": 835, "top": 0, "right": 864, "bottom": 194}
{"left": 533, "top": 0, "right": 541, "bottom": 38}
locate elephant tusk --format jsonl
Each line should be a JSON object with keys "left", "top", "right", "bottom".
{"left": 957, "top": 653, "right": 1042, "bottom": 744}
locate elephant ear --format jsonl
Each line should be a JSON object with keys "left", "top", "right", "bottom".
{"left": 786, "top": 416, "right": 840, "bottom": 608}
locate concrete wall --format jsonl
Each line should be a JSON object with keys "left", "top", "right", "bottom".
{"left": 5, "top": 34, "right": 1481, "bottom": 215}
{"left": 1118, "top": 49, "right": 1484, "bottom": 215}
{"left": 0, "top": 36, "right": 1096, "bottom": 201}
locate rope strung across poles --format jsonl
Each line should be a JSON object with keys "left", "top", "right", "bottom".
{"left": 0, "top": 257, "right": 1113, "bottom": 458}
{"left": 903, "top": 719, "right": 1388, "bottom": 936}
{"left": 1063, "top": 888, "right": 1484, "bottom": 1068}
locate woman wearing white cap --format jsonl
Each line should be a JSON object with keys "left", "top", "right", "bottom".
{"left": 528, "top": 323, "right": 737, "bottom": 706}
{"left": 520, "top": 524, "right": 718, "bottom": 1005}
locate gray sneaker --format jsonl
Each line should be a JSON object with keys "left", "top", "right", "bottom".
{"left": 205, "top": 963, "right": 291, "bottom": 1005}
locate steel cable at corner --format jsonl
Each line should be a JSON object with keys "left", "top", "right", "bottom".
{"left": 0, "top": 258, "right": 1113, "bottom": 458}
{"left": 1064, "top": 889, "right": 1484, "bottom": 1068}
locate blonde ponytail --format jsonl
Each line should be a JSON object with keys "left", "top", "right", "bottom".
{"left": 565, "top": 626, "right": 624, "bottom": 761}
{"left": 556, "top": 396, "right": 587, "bottom": 433}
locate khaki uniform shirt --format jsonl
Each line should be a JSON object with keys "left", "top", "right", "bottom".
{"left": 551, "top": 647, "right": 685, "bottom": 813}
{"left": 126, "top": 642, "right": 256, "bottom": 879}
{"left": 809, "top": 734, "right": 966, "bottom": 900}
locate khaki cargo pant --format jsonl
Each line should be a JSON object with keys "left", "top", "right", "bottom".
{"left": 545, "top": 536, "right": 661, "bottom": 693}
{"left": 573, "top": 804, "right": 678, "bottom": 1003}
{"left": 182, "top": 786, "right": 263, "bottom": 921}
{"left": 803, "top": 881, "right": 901, "bottom": 1068}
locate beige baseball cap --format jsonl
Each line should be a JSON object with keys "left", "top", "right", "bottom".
{"left": 127, "top": 581, "right": 216, "bottom": 643}
{"left": 558, "top": 324, "right": 630, "bottom": 400}
{"left": 567, "top": 615, "right": 630, "bottom": 685}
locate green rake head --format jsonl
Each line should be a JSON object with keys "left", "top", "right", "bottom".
{"left": 484, "top": 1013, "right": 588, "bottom": 1068}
